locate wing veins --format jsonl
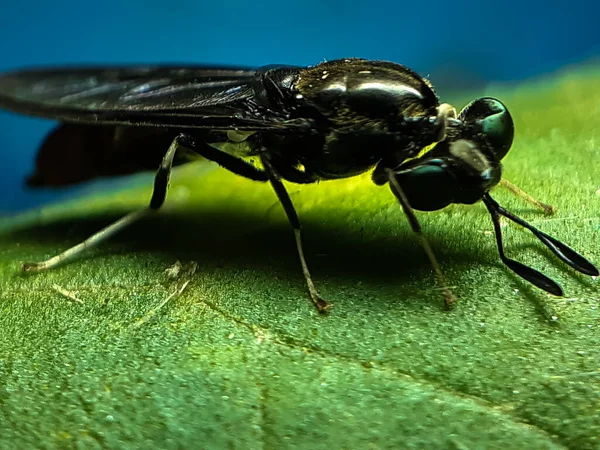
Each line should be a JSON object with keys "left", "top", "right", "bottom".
{"left": 0, "top": 65, "right": 307, "bottom": 131}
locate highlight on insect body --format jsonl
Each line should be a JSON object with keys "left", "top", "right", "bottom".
{"left": 0, "top": 58, "right": 597, "bottom": 312}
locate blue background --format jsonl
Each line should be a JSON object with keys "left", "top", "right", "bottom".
{"left": 1, "top": 0, "right": 599, "bottom": 212}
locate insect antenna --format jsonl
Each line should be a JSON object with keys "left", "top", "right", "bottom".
{"left": 482, "top": 194, "right": 599, "bottom": 296}
{"left": 482, "top": 195, "right": 563, "bottom": 295}
{"left": 484, "top": 194, "right": 598, "bottom": 276}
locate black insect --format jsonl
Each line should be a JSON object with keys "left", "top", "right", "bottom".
{"left": 0, "top": 58, "right": 597, "bottom": 312}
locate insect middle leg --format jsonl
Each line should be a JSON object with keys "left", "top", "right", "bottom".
{"left": 260, "top": 154, "right": 331, "bottom": 313}
{"left": 184, "top": 144, "right": 328, "bottom": 312}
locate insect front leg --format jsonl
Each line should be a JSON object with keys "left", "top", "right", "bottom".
{"left": 260, "top": 155, "right": 331, "bottom": 313}
{"left": 387, "top": 169, "right": 457, "bottom": 310}
{"left": 498, "top": 178, "right": 555, "bottom": 215}
{"left": 21, "top": 134, "right": 195, "bottom": 273}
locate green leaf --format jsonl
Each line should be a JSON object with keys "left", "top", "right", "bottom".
{"left": 1, "top": 65, "right": 599, "bottom": 449}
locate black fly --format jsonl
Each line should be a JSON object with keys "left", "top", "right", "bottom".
{"left": 0, "top": 58, "right": 597, "bottom": 312}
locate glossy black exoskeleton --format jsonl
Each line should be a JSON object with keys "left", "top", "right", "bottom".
{"left": 0, "top": 58, "right": 597, "bottom": 312}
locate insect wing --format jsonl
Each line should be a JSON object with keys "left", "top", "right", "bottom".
{"left": 0, "top": 65, "right": 304, "bottom": 131}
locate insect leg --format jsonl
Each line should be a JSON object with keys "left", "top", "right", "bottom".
{"left": 192, "top": 141, "right": 268, "bottom": 182}
{"left": 21, "top": 134, "right": 194, "bottom": 273}
{"left": 499, "top": 179, "right": 555, "bottom": 215}
{"left": 387, "top": 170, "right": 457, "bottom": 309}
{"left": 264, "top": 155, "right": 318, "bottom": 184}
{"left": 260, "top": 154, "right": 331, "bottom": 313}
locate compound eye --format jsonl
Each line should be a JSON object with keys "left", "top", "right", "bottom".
{"left": 391, "top": 161, "right": 456, "bottom": 211}
{"left": 458, "top": 97, "right": 514, "bottom": 160}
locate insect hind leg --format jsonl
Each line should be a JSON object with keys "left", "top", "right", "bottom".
{"left": 22, "top": 133, "right": 192, "bottom": 273}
